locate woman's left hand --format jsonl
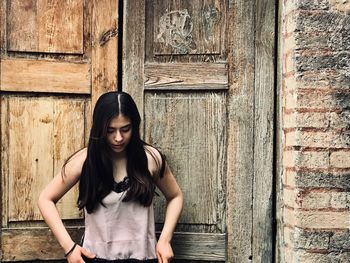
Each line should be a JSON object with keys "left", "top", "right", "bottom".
{"left": 156, "top": 240, "right": 174, "bottom": 263}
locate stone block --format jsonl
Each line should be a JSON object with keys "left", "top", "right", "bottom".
{"left": 330, "top": 111, "right": 350, "bottom": 129}
{"left": 283, "top": 150, "right": 330, "bottom": 168}
{"left": 298, "top": 190, "right": 350, "bottom": 209}
{"left": 295, "top": 52, "right": 350, "bottom": 72}
{"left": 286, "top": 130, "right": 350, "bottom": 148}
{"left": 330, "top": 0, "right": 350, "bottom": 14}
{"left": 330, "top": 151, "right": 350, "bottom": 168}
{"left": 294, "top": 228, "right": 331, "bottom": 249}
{"left": 330, "top": 230, "right": 350, "bottom": 249}
{"left": 284, "top": 112, "right": 330, "bottom": 129}
{"left": 295, "top": 210, "right": 350, "bottom": 229}
{"left": 291, "top": 170, "right": 350, "bottom": 188}
{"left": 297, "top": 70, "right": 350, "bottom": 90}
{"left": 297, "top": 251, "right": 350, "bottom": 263}
{"left": 297, "top": 0, "right": 329, "bottom": 10}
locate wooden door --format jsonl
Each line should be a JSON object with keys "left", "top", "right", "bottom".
{"left": 0, "top": 0, "right": 119, "bottom": 261}
{"left": 123, "top": 0, "right": 275, "bottom": 262}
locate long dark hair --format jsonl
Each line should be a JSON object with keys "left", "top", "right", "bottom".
{"left": 78, "top": 91, "right": 164, "bottom": 213}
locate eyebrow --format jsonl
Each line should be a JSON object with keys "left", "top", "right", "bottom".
{"left": 107, "top": 123, "right": 132, "bottom": 129}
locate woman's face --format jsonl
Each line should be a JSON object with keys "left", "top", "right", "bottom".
{"left": 106, "top": 114, "right": 132, "bottom": 154}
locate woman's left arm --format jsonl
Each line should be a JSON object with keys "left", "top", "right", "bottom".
{"left": 154, "top": 162, "right": 183, "bottom": 263}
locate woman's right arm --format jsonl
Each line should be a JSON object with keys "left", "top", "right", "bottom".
{"left": 38, "top": 148, "right": 95, "bottom": 262}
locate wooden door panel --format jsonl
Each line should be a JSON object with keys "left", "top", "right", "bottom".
{"left": 146, "top": 92, "right": 227, "bottom": 225}
{"left": 8, "top": 0, "right": 84, "bottom": 53}
{"left": 2, "top": 96, "right": 87, "bottom": 222}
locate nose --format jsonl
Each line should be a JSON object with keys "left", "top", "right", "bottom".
{"left": 114, "top": 130, "right": 123, "bottom": 142}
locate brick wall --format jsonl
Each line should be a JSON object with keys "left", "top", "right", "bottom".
{"left": 281, "top": 0, "right": 350, "bottom": 262}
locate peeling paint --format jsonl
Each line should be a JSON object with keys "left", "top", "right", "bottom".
{"left": 157, "top": 9, "right": 196, "bottom": 54}
{"left": 203, "top": 4, "right": 220, "bottom": 43}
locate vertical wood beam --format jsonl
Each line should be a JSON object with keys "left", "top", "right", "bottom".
{"left": 275, "top": 0, "right": 284, "bottom": 262}
{"left": 226, "top": 0, "right": 256, "bottom": 262}
{"left": 91, "top": 0, "right": 119, "bottom": 109}
{"left": 122, "top": 0, "right": 145, "bottom": 135}
{"left": 0, "top": 1, "right": 7, "bottom": 257}
{"left": 253, "top": 0, "right": 276, "bottom": 261}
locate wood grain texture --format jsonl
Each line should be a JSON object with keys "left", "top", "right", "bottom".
{"left": 152, "top": 0, "right": 224, "bottom": 55}
{"left": 2, "top": 96, "right": 87, "bottom": 222}
{"left": 53, "top": 99, "right": 85, "bottom": 220}
{"left": 0, "top": 59, "right": 90, "bottom": 94}
{"left": 1, "top": 227, "right": 84, "bottom": 261}
{"left": 1, "top": 97, "right": 9, "bottom": 227}
{"left": 171, "top": 232, "right": 226, "bottom": 261}
{"left": 145, "top": 92, "right": 226, "bottom": 225}
{"left": 226, "top": 0, "right": 255, "bottom": 262}
{"left": 7, "top": 0, "right": 84, "bottom": 53}
{"left": 276, "top": 1, "right": 284, "bottom": 262}
{"left": 91, "top": 0, "right": 119, "bottom": 108}
{"left": 253, "top": 0, "right": 275, "bottom": 261}
{"left": 8, "top": 97, "right": 54, "bottom": 221}
{"left": 122, "top": 0, "right": 145, "bottom": 122}
{"left": 1, "top": 228, "right": 223, "bottom": 261}
{"left": 0, "top": 0, "right": 7, "bottom": 55}
{"left": 144, "top": 62, "right": 228, "bottom": 90}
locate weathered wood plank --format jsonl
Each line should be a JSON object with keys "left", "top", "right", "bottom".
{"left": 144, "top": 63, "right": 228, "bottom": 90}
{"left": 1, "top": 228, "right": 224, "bottom": 262}
{"left": 7, "top": 0, "right": 84, "bottom": 53}
{"left": 276, "top": 1, "right": 284, "bottom": 262}
{"left": 253, "top": 0, "right": 275, "bottom": 262}
{"left": 1, "top": 227, "right": 84, "bottom": 261}
{"left": 145, "top": 92, "right": 226, "bottom": 225}
{"left": 54, "top": 99, "right": 85, "bottom": 220}
{"left": 170, "top": 233, "right": 226, "bottom": 261}
{"left": 8, "top": 97, "right": 54, "bottom": 221}
{"left": 84, "top": 99, "right": 92, "bottom": 145}
{"left": 226, "top": 0, "right": 255, "bottom": 262}
{"left": 122, "top": 0, "right": 145, "bottom": 122}
{"left": 0, "top": 59, "right": 90, "bottom": 94}
{"left": 91, "top": 0, "right": 119, "bottom": 108}
{"left": 0, "top": 0, "right": 7, "bottom": 55}
{"left": 1, "top": 97, "right": 9, "bottom": 227}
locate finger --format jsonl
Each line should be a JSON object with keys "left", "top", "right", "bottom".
{"left": 81, "top": 248, "right": 96, "bottom": 259}
{"left": 157, "top": 252, "right": 163, "bottom": 263}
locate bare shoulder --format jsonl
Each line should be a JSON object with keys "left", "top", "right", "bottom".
{"left": 144, "top": 144, "right": 164, "bottom": 176}
{"left": 63, "top": 147, "right": 87, "bottom": 178}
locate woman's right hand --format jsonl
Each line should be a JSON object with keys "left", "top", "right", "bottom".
{"left": 66, "top": 244, "right": 96, "bottom": 263}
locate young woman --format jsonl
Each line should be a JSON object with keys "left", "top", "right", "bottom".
{"left": 38, "top": 91, "right": 183, "bottom": 263}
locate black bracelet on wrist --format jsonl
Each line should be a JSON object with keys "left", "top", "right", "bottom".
{"left": 64, "top": 243, "right": 77, "bottom": 257}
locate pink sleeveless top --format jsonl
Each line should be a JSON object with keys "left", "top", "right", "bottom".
{"left": 82, "top": 186, "right": 157, "bottom": 260}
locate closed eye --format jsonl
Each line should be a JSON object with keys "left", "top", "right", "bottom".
{"left": 107, "top": 127, "right": 115, "bottom": 133}
{"left": 120, "top": 125, "right": 131, "bottom": 132}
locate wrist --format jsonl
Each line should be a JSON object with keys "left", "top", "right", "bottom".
{"left": 64, "top": 242, "right": 77, "bottom": 257}
{"left": 158, "top": 234, "right": 172, "bottom": 243}
{"left": 63, "top": 240, "right": 76, "bottom": 254}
